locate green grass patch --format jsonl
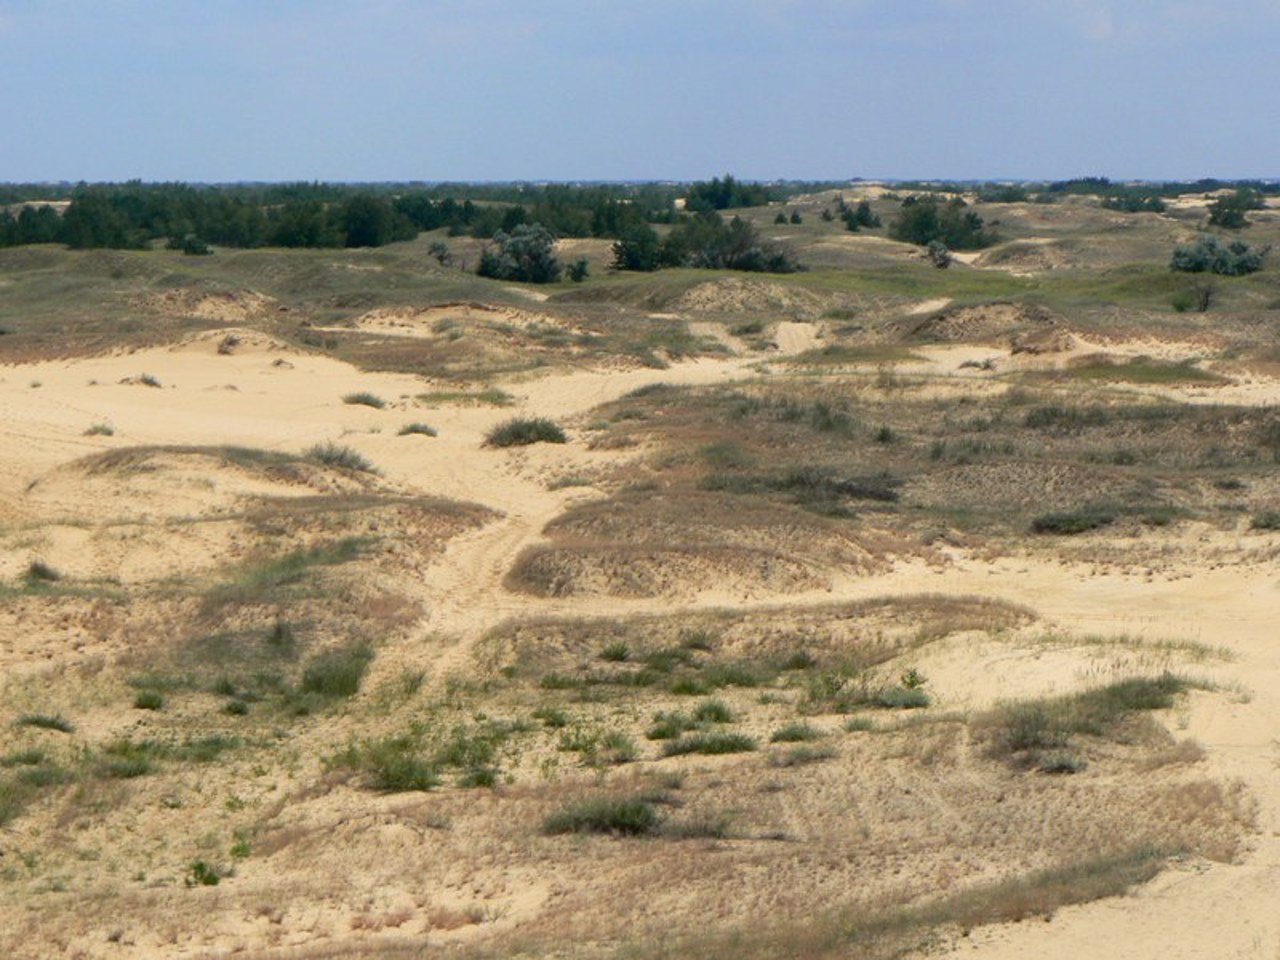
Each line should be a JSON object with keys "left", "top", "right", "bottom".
{"left": 417, "top": 387, "right": 513, "bottom": 407}
{"left": 485, "top": 417, "right": 568, "bottom": 447}
{"left": 397, "top": 421, "right": 437, "bottom": 437}
{"left": 543, "top": 797, "right": 661, "bottom": 836}
{"left": 662, "top": 732, "right": 757, "bottom": 756}
{"left": 299, "top": 641, "right": 375, "bottom": 699}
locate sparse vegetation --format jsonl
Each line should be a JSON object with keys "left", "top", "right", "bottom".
{"left": 306, "top": 441, "right": 379, "bottom": 473}
{"left": 485, "top": 417, "right": 568, "bottom": 447}
{"left": 342, "top": 391, "right": 386, "bottom": 409}
{"left": 543, "top": 797, "right": 661, "bottom": 836}
{"left": 397, "top": 421, "right": 438, "bottom": 437}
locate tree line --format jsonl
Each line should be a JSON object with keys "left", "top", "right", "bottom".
{"left": 0, "top": 176, "right": 792, "bottom": 253}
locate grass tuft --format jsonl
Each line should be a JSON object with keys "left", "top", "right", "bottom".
{"left": 543, "top": 797, "right": 661, "bottom": 836}
{"left": 342, "top": 391, "right": 386, "bottom": 409}
{"left": 485, "top": 417, "right": 568, "bottom": 447}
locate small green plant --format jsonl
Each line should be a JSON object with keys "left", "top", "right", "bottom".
{"left": 139, "top": 373, "right": 161, "bottom": 388}
{"left": 342, "top": 391, "right": 386, "bottom": 409}
{"left": 485, "top": 417, "right": 568, "bottom": 447}
{"left": 83, "top": 422, "right": 115, "bottom": 436}
{"left": 542, "top": 797, "right": 661, "bottom": 836}
{"left": 23, "top": 560, "right": 62, "bottom": 585}
{"left": 770, "top": 722, "right": 821, "bottom": 743}
{"left": 397, "top": 422, "right": 437, "bottom": 437}
{"left": 646, "top": 711, "right": 698, "bottom": 741}
{"left": 533, "top": 706, "right": 569, "bottom": 728}
{"left": 306, "top": 442, "right": 379, "bottom": 474}
{"left": 300, "top": 642, "right": 374, "bottom": 699}
{"left": 185, "top": 860, "right": 223, "bottom": 887}
{"left": 1031, "top": 510, "right": 1116, "bottom": 535}
{"left": 600, "top": 640, "right": 631, "bottom": 662}
{"left": 133, "top": 690, "right": 165, "bottom": 711}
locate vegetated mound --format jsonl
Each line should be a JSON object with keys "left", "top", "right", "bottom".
{"left": 10, "top": 444, "right": 490, "bottom": 591}
{"left": 12, "top": 445, "right": 467, "bottom": 583}
{"left": 504, "top": 492, "right": 931, "bottom": 599}
{"left": 673, "top": 277, "right": 827, "bottom": 319}
{"left": 974, "top": 239, "right": 1075, "bottom": 274}
{"left": 506, "top": 542, "right": 824, "bottom": 599}
{"left": 494, "top": 594, "right": 1035, "bottom": 675}
{"left": 903, "top": 301, "right": 1058, "bottom": 343}
{"left": 902, "top": 461, "right": 1138, "bottom": 514}
{"left": 350, "top": 301, "right": 586, "bottom": 340}
{"left": 139, "top": 288, "right": 277, "bottom": 323}
{"left": 168, "top": 326, "right": 296, "bottom": 356}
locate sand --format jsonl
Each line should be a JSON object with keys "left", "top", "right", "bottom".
{"left": 2, "top": 322, "right": 1279, "bottom": 959}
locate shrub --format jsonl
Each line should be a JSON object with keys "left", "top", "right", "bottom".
{"left": 23, "top": 560, "right": 62, "bottom": 585}
{"left": 770, "top": 722, "right": 821, "bottom": 743}
{"left": 397, "top": 422, "right": 437, "bottom": 437}
{"left": 306, "top": 442, "right": 378, "bottom": 473}
{"left": 1030, "top": 510, "right": 1116, "bottom": 535}
{"left": 300, "top": 642, "right": 374, "bottom": 699}
{"left": 876, "top": 685, "right": 931, "bottom": 709}
{"left": 647, "top": 711, "right": 698, "bottom": 740}
{"left": 83, "top": 422, "right": 114, "bottom": 436}
{"left": 543, "top": 797, "right": 661, "bottom": 836}
{"left": 342, "top": 391, "right": 385, "bottom": 409}
{"left": 692, "top": 699, "right": 734, "bottom": 724}
{"left": 662, "top": 732, "right": 757, "bottom": 756}
{"left": 1170, "top": 234, "right": 1266, "bottom": 276}
{"left": 485, "top": 417, "right": 567, "bottom": 447}
{"left": 139, "top": 373, "right": 161, "bottom": 388}
{"left": 133, "top": 691, "right": 165, "bottom": 711}
{"left": 1251, "top": 511, "right": 1280, "bottom": 530}
{"left": 567, "top": 258, "right": 589, "bottom": 282}
{"left": 186, "top": 860, "right": 223, "bottom": 887}
{"left": 600, "top": 640, "right": 630, "bottom": 662}
{"left": 478, "top": 223, "right": 562, "bottom": 283}
{"left": 15, "top": 714, "right": 74, "bottom": 733}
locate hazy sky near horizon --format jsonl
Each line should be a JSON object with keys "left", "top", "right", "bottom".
{"left": 2, "top": 0, "right": 1277, "bottom": 183}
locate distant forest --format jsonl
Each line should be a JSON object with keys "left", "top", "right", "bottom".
{"left": 1, "top": 176, "right": 1275, "bottom": 254}
{"left": 0, "top": 175, "right": 790, "bottom": 252}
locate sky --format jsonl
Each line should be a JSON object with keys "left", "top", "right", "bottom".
{"left": 1, "top": 0, "right": 1278, "bottom": 183}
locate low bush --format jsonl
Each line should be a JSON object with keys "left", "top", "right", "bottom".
{"left": 485, "top": 417, "right": 568, "bottom": 447}
{"left": 306, "top": 442, "right": 379, "bottom": 474}
{"left": 342, "top": 391, "right": 386, "bottom": 409}
{"left": 543, "top": 797, "right": 661, "bottom": 836}
{"left": 770, "top": 722, "right": 821, "bottom": 743}
{"left": 300, "top": 642, "right": 374, "bottom": 699}
{"left": 661, "top": 732, "right": 757, "bottom": 756}
{"left": 1030, "top": 510, "right": 1116, "bottom": 535}
{"left": 397, "top": 422, "right": 437, "bottom": 437}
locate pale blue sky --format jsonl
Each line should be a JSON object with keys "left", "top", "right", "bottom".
{"left": 2, "top": 0, "right": 1276, "bottom": 183}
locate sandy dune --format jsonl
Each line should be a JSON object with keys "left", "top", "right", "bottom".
{"left": 2, "top": 322, "right": 1280, "bottom": 959}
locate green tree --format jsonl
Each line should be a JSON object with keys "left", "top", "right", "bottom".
{"left": 1206, "top": 188, "right": 1263, "bottom": 229}
{"left": 611, "top": 223, "right": 663, "bottom": 271}
{"left": 889, "top": 195, "right": 994, "bottom": 250}
{"left": 477, "top": 223, "right": 562, "bottom": 283}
